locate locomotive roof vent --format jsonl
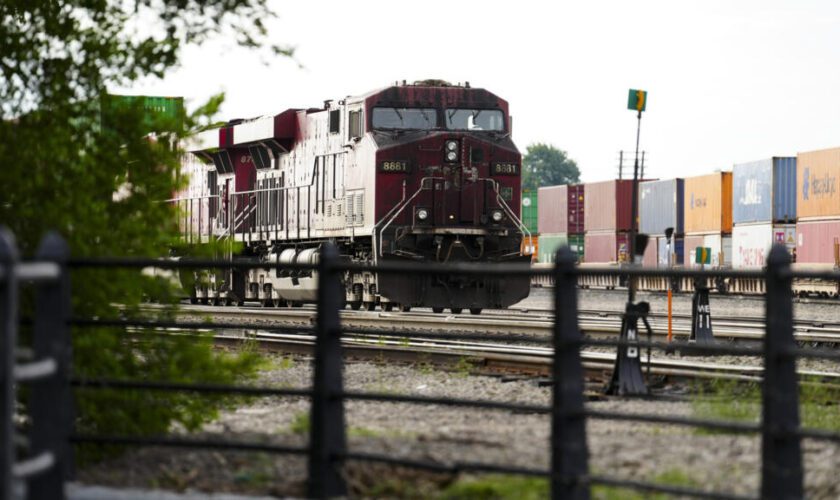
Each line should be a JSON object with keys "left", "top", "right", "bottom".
{"left": 409, "top": 79, "right": 454, "bottom": 87}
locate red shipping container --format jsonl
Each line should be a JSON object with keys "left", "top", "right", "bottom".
{"left": 538, "top": 185, "right": 567, "bottom": 234}
{"left": 584, "top": 231, "right": 630, "bottom": 263}
{"left": 538, "top": 184, "right": 585, "bottom": 234}
{"left": 583, "top": 180, "right": 638, "bottom": 232}
{"left": 795, "top": 219, "right": 840, "bottom": 264}
{"left": 641, "top": 238, "right": 658, "bottom": 267}
{"left": 567, "top": 184, "right": 585, "bottom": 233}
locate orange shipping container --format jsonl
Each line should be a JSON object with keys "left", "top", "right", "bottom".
{"left": 683, "top": 172, "right": 733, "bottom": 233}
{"left": 521, "top": 235, "right": 538, "bottom": 262}
{"left": 796, "top": 147, "right": 840, "bottom": 219}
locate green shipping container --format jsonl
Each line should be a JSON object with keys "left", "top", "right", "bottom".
{"left": 538, "top": 233, "right": 584, "bottom": 263}
{"left": 521, "top": 189, "right": 538, "bottom": 234}
{"left": 101, "top": 94, "right": 185, "bottom": 133}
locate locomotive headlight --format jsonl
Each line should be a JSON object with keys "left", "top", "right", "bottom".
{"left": 416, "top": 208, "right": 429, "bottom": 221}
{"left": 445, "top": 140, "right": 459, "bottom": 162}
{"left": 491, "top": 209, "right": 504, "bottom": 223}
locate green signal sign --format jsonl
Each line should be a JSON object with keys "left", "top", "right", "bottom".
{"left": 695, "top": 247, "right": 712, "bottom": 265}
{"left": 627, "top": 89, "right": 647, "bottom": 112}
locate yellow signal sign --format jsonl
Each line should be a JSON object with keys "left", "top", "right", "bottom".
{"left": 695, "top": 247, "right": 712, "bottom": 265}
{"left": 627, "top": 89, "right": 647, "bottom": 112}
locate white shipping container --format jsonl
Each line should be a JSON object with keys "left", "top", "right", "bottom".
{"left": 732, "top": 223, "right": 796, "bottom": 269}
{"left": 685, "top": 233, "right": 732, "bottom": 267}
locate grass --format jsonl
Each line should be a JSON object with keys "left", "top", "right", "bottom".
{"left": 438, "top": 475, "right": 547, "bottom": 500}
{"left": 288, "top": 412, "right": 310, "bottom": 435}
{"left": 691, "top": 377, "right": 840, "bottom": 433}
{"left": 233, "top": 453, "right": 275, "bottom": 487}
{"left": 436, "top": 469, "right": 700, "bottom": 500}
{"left": 267, "top": 354, "right": 295, "bottom": 371}
{"left": 454, "top": 356, "right": 475, "bottom": 378}
{"left": 691, "top": 379, "right": 761, "bottom": 431}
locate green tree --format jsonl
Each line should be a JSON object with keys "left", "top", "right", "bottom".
{"left": 0, "top": 1, "right": 292, "bottom": 453}
{"left": 521, "top": 143, "right": 581, "bottom": 192}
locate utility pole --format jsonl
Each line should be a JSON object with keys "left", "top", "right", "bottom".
{"left": 607, "top": 89, "right": 650, "bottom": 396}
{"left": 627, "top": 89, "right": 647, "bottom": 303}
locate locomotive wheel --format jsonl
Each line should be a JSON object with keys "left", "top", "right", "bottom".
{"left": 399, "top": 304, "right": 411, "bottom": 312}
{"left": 382, "top": 303, "right": 394, "bottom": 312}
{"left": 200, "top": 298, "right": 210, "bottom": 305}
{"left": 432, "top": 307, "right": 444, "bottom": 314}
{"left": 292, "top": 301, "right": 304, "bottom": 308}
{"left": 350, "top": 301, "right": 362, "bottom": 311}
{"left": 469, "top": 308, "right": 483, "bottom": 315}
{"left": 262, "top": 299, "right": 273, "bottom": 308}
{"left": 189, "top": 296, "right": 199, "bottom": 305}
{"left": 450, "top": 308, "right": 462, "bottom": 314}
{"left": 363, "top": 301, "right": 375, "bottom": 311}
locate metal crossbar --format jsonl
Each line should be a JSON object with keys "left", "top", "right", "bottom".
{"left": 4, "top": 233, "right": 840, "bottom": 500}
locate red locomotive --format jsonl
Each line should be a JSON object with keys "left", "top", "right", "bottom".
{"left": 177, "top": 80, "right": 531, "bottom": 313}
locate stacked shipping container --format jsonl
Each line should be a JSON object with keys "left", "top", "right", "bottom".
{"left": 731, "top": 157, "right": 797, "bottom": 268}
{"left": 639, "top": 179, "right": 685, "bottom": 267}
{"left": 520, "top": 190, "right": 538, "bottom": 261}
{"left": 537, "top": 184, "right": 584, "bottom": 262}
{"left": 795, "top": 147, "right": 840, "bottom": 264}
{"left": 683, "top": 172, "right": 733, "bottom": 267}
{"left": 583, "top": 180, "right": 636, "bottom": 263}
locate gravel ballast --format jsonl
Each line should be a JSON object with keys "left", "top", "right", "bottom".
{"left": 78, "top": 353, "right": 840, "bottom": 499}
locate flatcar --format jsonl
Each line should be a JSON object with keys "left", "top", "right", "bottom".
{"left": 175, "top": 80, "right": 532, "bottom": 313}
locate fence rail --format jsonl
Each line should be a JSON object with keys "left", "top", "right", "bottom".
{"left": 2, "top": 228, "right": 839, "bottom": 499}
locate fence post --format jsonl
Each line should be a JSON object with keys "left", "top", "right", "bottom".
{"left": 551, "top": 247, "right": 590, "bottom": 500}
{"left": 307, "top": 243, "right": 347, "bottom": 498}
{"left": 761, "top": 244, "right": 802, "bottom": 499}
{"left": 28, "top": 232, "right": 73, "bottom": 500}
{"left": 1, "top": 229, "right": 19, "bottom": 500}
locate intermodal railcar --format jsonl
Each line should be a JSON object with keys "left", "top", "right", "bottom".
{"left": 175, "top": 81, "right": 531, "bottom": 313}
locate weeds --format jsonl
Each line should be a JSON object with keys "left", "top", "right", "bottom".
{"left": 438, "top": 469, "right": 698, "bottom": 500}
{"left": 454, "top": 356, "right": 474, "bottom": 377}
{"left": 691, "top": 376, "right": 840, "bottom": 433}
{"left": 288, "top": 412, "right": 310, "bottom": 435}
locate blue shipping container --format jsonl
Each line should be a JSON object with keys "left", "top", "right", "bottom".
{"left": 639, "top": 179, "right": 684, "bottom": 235}
{"left": 732, "top": 157, "right": 796, "bottom": 224}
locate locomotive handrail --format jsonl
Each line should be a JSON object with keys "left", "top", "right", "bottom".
{"left": 376, "top": 176, "right": 531, "bottom": 259}
{"left": 372, "top": 178, "right": 411, "bottom": 262}
{"left": 375, "top": 177, "right": 438, "bottom": 259}
{"left": 478, "top": 177, "right": 532, "bottom": 245}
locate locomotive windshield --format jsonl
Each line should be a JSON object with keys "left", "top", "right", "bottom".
{"left": 372, "top": 107, "right": 437, "bottom": 130}
{"left": 445, "top": 109, "right": 504, "bottom": 131}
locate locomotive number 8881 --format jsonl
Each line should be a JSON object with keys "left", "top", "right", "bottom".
{"left": 175, "top": 80, "right": 532, "bottom": 313}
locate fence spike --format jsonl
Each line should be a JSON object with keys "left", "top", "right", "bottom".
{"left": 761, "top": 244, "right": 802, "bottom": 499}
{"left": 551, "top": 246, "right": 590, "bottom": 499}
{"left": 307, "top": 243, "right": 347, "bottom": 498}
{"left": 27, "top": 232, "right": 73, "bottom": 499}
{"left": 0, "top": 228, "right": 19, "bottom": 500}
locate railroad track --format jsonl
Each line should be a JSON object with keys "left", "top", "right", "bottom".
{"left": 169, "top": 303, "right": 840, "bottom": 345}
{"left": 129, "top": 304, "right": 840, "bottom": 388}
{"left": 210, "top": 328, "right": 840, "bottom": 388}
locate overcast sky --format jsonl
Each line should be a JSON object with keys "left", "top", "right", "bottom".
{"left": 121, "top": 0, "right": 840, "bottom": 182}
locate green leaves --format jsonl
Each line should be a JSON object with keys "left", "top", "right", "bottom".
{"left": 1, "top": 0, "right": 293, "bottom": 458}
{"left": 521, "top": 143, "right": 581, "bottom": 192}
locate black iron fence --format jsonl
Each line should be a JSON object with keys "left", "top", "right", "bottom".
{"left": 3, "top": 228, "right": 840, "bottom": 499}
